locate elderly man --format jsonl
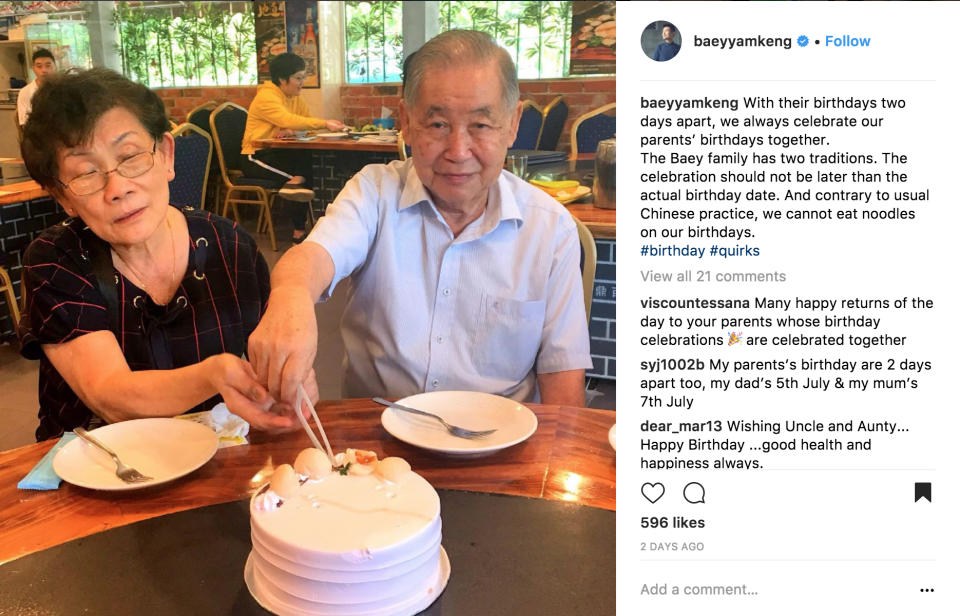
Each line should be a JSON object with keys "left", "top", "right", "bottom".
{"left": 653, "top": 24, "right": 681, "bottom": 62}
{"left": 248, "top": 30, "right": 591, "bottom": 407}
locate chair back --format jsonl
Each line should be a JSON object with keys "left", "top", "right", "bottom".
{"left": 186, "top": 101, "right": 217, "bottom": 135}
{"left": 1, "top": 265, "right": 21, "bottom": 328}
{"left": 536, "top": 96, "right": 568, "bottom": 151}
{"left": 509, "top": 100, "right": 543, "bottom": 150}
{"left": 571, "top": 103, "right": 616, "bottom": 158}
{"left": 210, "top": 102, "right": 249, "bottom": 189}
{"left": 574, "top": 217, "right": 597, "bottom": 322}
{"left": 168, "top": 123, "right": 212, "bottom": 210}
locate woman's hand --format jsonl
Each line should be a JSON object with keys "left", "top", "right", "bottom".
{"left": 208, "top": 354, "right": 298, "bottom": 432}
{"left": 274, "top": 128, "right": 295, "bottom": 139}
{"left": 264, "top": 368, "right": 321, "bottom": 424}
{"left": 325, "top": 119, "right": 345, "bottom": 132}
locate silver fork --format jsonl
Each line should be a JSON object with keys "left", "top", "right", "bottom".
{"left": 74, "top": 427, "right": 153, "bottom": 483}
{"left": 373, "top": 397, "right": 497, "bottom": 439}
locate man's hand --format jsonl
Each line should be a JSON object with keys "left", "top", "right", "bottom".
{"left": 248, "top": 284, "right": 319, "bottom": 406}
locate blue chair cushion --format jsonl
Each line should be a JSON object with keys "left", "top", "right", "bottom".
{"left": 510, "top": 106, "right": 543, "bottom": 150}
{"left": 576, "top": 113, "right": 616, "bottom": 155}
{"left": 538, "top": 100, "right": 568, "bottom": 151}
{"left": 213, "top": 107, "right": 247, "bottom": 171}
{"left": 169, "top": 132, "right": 210, "bottom": 209}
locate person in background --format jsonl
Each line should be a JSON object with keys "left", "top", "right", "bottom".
{"left": 17, "top": 48, "right": 57, "bottom": 126}
{"left": 653, "top": 24, "right": 681, "bottom": 62}
{"left": 241, "top": 52, "right": 346, "bottom": 243}
{"left": 18, "top": 68, "right": 317, "bottom": 441}
{"left": 248, "top": 30, "right": 592, "bottom": 408}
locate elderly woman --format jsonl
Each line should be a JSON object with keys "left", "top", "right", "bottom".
{"left": 18, "top": 68, "right": 316, "bottom": 441}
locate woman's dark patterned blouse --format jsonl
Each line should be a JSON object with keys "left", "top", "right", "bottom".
{"left": 18, "top": 208, "right": 270, "bottom": 441}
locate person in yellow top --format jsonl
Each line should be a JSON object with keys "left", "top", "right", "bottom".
{"left": 241, "top": 53, "right": 345, "bottom": 242}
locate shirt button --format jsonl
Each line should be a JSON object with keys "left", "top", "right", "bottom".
{"left": 436, "top": 336, "right": 443, "bottom": 343}
{"left": 442, "top": 288, "right": 451, "bottom": 296}
{"left": 431, "top": 379, "right": 439, "bottom": 388}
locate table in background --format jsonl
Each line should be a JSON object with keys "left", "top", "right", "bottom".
{"left": 254, "top": 137, "right": 399, "bottom": 216}
{"left": 0, "top": 399, "right": 615, "bottom": 564}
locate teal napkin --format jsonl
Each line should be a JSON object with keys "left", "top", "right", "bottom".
{"left": 17, "top": 432, "right": 77, "bottom": 490}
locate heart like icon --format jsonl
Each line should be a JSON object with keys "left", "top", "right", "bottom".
{"left": 641, "top": 482, "right": 665, "bottom": 504}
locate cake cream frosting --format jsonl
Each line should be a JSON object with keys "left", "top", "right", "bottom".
{"left": 246, "top": 449, "right": 447, "bottom": 616}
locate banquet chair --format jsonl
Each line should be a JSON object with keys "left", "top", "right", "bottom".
{"left": 186, "top": 101, "right": 218, "bottom": 131}
{"left": 168, "top": 123, "right": 212, "bottom": 211}
{"left": 574, "top": 218, "right": 597, "bottom": 322}
{"left": 186, "top": 101, "right": 222, "bottom": 211}
{"left": 571, "top": 103, "right": 616, "bottom": 159}
{"left": 1, "top": 266, "right": 20, "bottom": 328}
{"left": 509, "top": 100, "right": 543, "bottom": 150}
{"left": 536, "top": 96, "right": 568, "bottom": 151}
{"left": 210, "top": 102, "right": 282, "bottom": 251}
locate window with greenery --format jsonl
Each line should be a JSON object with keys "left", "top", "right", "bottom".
{"left": 342, "top": 1, "right": 574, "bottom": 84}
{"left": 438, "top": 1, "right": 572, "bottom": 80}
{"left": 344, "top": 1, "right": 403, "bottom": 84}
{"left": 113, "top": 1, "right": 256, "bottom": 88}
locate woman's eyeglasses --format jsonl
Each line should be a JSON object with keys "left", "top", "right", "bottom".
{"left": 59, "top": 142, "right": 158, "bottom": 196}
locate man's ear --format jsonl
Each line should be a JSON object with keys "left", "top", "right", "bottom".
{"left": 398, "top": 99, "right": 411, "bottom": 144}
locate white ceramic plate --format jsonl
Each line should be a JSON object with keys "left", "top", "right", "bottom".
{"left": 313, "top": 132, "right": 350, "bottom": 139}
{"left": 380, "top": 391, "right": 538, "bottom": 456}
{"left": 53, "top": 418, "right": 218, "bottom": 491}
{"left": 609, "top": 424, "right": 616, "bottom": 451}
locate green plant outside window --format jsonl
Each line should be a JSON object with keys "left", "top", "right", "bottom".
{"left": 438, "top": 1, "right": 572, "bottom": 80}
{"left": 113, "top": 1, "right": 256, "bottom": 88}
{"left": 344, "top": 0, "right": 574, "bottom": 85}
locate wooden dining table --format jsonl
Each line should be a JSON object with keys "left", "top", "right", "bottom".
{"left": 0, "top": 399, "right": 616, "bottom": 565}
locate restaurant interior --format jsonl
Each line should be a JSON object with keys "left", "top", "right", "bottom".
{"left": 0, "top": 2, "right": 615, "bottom": 613}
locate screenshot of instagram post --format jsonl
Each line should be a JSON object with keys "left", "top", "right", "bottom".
{"left": 618, "top": 2, "right": 959, "bottom": 613}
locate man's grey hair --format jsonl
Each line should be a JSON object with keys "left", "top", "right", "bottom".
{"left": 403, "top": 30, "right": 519, "bottom": 111}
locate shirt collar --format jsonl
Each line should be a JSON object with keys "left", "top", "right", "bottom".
{"left": 397, "top": 162, "right": 525, "bottom": 232}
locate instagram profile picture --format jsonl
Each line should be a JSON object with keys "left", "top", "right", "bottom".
{"left": 643, "top": 21, "right": 681, "bottom": 62}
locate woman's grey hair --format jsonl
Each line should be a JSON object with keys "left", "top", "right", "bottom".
{"left": 402, "top": 30, "right": 519, "bottom": 111}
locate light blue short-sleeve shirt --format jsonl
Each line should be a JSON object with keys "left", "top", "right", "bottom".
{"left": 306, "top": 159, "right": 592, "bottom": 402}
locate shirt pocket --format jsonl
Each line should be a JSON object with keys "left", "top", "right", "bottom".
{"left": 474, "top": 294, "right": 546, "bottom": 382}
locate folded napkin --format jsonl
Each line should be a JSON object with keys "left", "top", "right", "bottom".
{"left": 18, "top": 432, "right": 77, "bottom": 491}
{"left": 176, "top": 403, "right": 250, "bottom": 448}
{"left": 357, "top": 134, "right": 397, "bottom": 143}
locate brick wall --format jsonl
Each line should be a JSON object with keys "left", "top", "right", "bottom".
{"left": 155, "top": 86, "right": 258, "bottom": 124}
{"left": 340, "top": 77, "right": 615, "bottom": 152}
{"left": 587, "top": 238, "right": 616, "bottom": 380}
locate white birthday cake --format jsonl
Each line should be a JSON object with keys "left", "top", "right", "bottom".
{"left": 245, "top": 448, "right": 448, "bottom": 616}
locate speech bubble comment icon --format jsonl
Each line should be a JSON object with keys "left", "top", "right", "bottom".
{"left": 683, "top": 481, "right": 706, "bottom": 504}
